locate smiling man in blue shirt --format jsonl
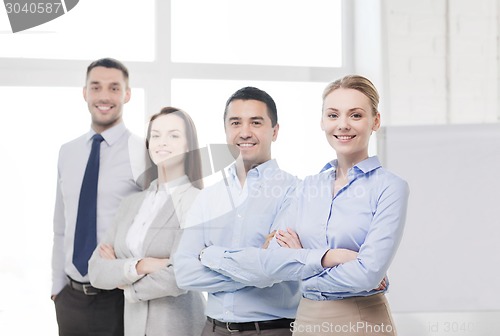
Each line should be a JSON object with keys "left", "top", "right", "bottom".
{"left": 174, "top": 87, "right": 299, "bottom": 335}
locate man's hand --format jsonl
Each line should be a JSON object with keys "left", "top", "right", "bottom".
{"left": 375, "top": 277, "right": 387, "bottom": 291}
{"left": 262, "top": 230, "right": 276, "bottom": 249}
{"left": 276, "top": 228, "right": 302, "bottom": 249}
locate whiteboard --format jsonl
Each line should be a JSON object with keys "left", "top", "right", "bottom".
{"left": 377, "top": 124, "right": 500, "bottom": 312}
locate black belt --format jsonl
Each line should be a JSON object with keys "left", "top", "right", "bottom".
{"left": 207, "top": 317, "right": 294, "bottom": 332}
{"left": 68, "top": 277, "right": 110, "bottom": 296}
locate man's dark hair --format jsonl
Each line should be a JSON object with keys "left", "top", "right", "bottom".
{"left": 224, "top": 86, "right": 278, "bottom": 127}
{"left": 86, "top": 58, "right": 129, "bottom": 85}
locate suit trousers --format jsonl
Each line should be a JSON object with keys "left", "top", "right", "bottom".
{"left": 54, "top": 284, "right": 124, "bottom": 336}
{"left": 201, "top": 319, "right": 293, "bottom": 336}
{"left": 292, "top": 294, "right": 396, "bottom": 336}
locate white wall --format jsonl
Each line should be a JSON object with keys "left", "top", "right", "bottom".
{"left": 377, "top": 1, "right": 500, "bottom": 334}
{"left": 383, "top": 0, "right": 499, "bottom": 125}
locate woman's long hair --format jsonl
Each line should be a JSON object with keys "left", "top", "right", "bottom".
{"left": 146, "top": 107, "right": 204, "bottom": 189}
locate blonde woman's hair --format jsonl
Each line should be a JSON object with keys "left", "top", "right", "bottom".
{"left": 322, "top": 75, "right": 379, "bottom": 116}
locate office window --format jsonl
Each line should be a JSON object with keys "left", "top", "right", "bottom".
{"left": 172, "top": 79, "right": 352, "bottom": 178}
{"left": 0, "top": 1, "right": 353, "bottom": 332}
{"left": 171, "top": 0, "right": 343, "bottom": 67}
{"left": 0, "top": 86, "right": 145, "bottom": 334}
{"left": 0, "top": 0, "right": 155, "bottom": 61}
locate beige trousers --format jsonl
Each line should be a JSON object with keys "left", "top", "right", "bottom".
{"left": 292, "top": 294, "right": 396, "bottom": 336}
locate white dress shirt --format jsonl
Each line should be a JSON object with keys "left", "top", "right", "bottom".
{"left": 122, "top": 176, "right": 189, "bottom": 287}
{"left": 52, "top": 122, "right": 152, "bottom": 294}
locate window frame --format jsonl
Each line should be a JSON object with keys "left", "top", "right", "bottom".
{"left": 0, "top": 0, "right": 354, "bottom": 118}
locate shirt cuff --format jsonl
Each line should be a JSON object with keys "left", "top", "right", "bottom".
{"left": 301, "top": 248, "right": 329, "bottom": 278}
{"left": 199, "top": 245, "right": 227, "bottom": 270}
{"left": 123, "top": 258, "right": 145, "bottom": 283}
{"left": 122, "top": 284, "right": 139, "bottom": 303}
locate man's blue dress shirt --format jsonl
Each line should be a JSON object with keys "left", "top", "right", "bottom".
{"left": 174, "top": 159, "right": 300, "bottom": 322}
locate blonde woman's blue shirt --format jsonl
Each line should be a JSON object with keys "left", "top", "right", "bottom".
{"left": 200, "top": 156, "right": 409, "bottom": 301}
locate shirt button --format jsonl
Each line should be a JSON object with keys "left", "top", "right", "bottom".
{"left": 237, "top": 213, "right": 242, "bottom": 218}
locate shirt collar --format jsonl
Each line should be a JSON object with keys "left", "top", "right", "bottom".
{"left": 86, "top": 122, "right": 127, "bottom": 146}
{"left": 162, "top": 175, "right": 191, "bottom": 192}
{"left": 148, "top": 175, "right": 191, "bottom": 193}
{"left": 227, "top": 159, "right": 278, "bottom": 182}
{"left": 355, "top": 156, "right": 382, "bottom": 173}
{"left": 320, "top": 156, "right": 382, "bottom": 175}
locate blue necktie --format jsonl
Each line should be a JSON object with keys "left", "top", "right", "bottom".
{"left": 73, "top": 133, "right": 104, "bottom": 276}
